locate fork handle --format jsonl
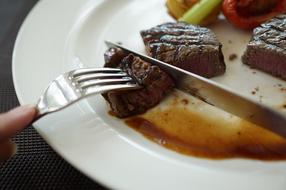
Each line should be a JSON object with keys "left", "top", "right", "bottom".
{"left": 27, "top": 106, "right": 48, "bottom": 127}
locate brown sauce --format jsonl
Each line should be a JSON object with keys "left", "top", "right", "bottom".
{"left": 228, "top": 53, "right": 238, "bottom": 61}
{"left": 123, "top": 92, "right": 286, "bottom": 160}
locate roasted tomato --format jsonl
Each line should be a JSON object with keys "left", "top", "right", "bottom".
{"left": 222, "top": 0, "right": 286, "bottom": 29}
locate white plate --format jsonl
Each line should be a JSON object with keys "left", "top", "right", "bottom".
{"left": 13, "top": 0, "right": 286, "bottom": 189}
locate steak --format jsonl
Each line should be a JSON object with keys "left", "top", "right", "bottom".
{"left": 242, "top": 15, "right": 286, "bottom": 79}
{"left": 140, "top": 22, "right": 226, "bottom": 78}
{"left": 104, "top": 46, "right": 127, "bottom": 68}
{"left": 103, "top": 47, "right": 174, "bottom": 118}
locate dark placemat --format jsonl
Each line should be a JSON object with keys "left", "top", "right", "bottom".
{"left": 0, "top": 1, "right": 106, "bottom": 189}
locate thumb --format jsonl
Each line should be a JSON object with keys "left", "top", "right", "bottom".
{"left": 0, "top": 105, "right": 37, "bottom": 142}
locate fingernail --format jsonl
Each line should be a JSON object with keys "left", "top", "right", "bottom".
{"left": 9, "top": 105, "right": 36, "bottom": 115}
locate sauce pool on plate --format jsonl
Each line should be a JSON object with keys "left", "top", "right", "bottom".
{"left": 124, "top": 90, "right": 286, "bottom": 160}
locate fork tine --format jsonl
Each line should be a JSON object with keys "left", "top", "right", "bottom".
{"left": 74, "top": 72, "right": 129, "bottom": 83}
{"left": 72, "top": 67, "right": 122, "bottom": 77}
{"left": 35, "top": 67, "right": 142, "bottom": 118}
{"left": 84, "top": 83, "right": 141, "bottom": 95}
{"left": 79, "top": 77, "right": 134, "bottom": 89}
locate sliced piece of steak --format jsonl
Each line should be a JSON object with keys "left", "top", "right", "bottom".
{"left": 242, "top": 15, "right": 286, "bottom": 79}
{"left": 140, "top": 22, "right": 226, "bottom": 78}
{"left": 103, "top": 48, "right": 174, "bottom": 118}
{"left": 104, "top": 47, "right": 127, "bottom": 68}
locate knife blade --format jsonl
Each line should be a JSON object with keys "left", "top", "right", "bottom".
{"left": 105, "top": 40, "right": 286, "bottom": 138}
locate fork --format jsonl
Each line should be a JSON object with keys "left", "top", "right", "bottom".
{"left": 34, "top": 67, "right": 141, "bottom": 120}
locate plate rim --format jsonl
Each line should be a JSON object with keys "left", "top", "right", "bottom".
{"left": 11, "top": 0, "right": 114, "bottom": 189}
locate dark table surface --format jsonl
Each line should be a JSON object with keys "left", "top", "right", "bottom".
{"left": 0, "top": 1, "right": 106, "bottom": 189}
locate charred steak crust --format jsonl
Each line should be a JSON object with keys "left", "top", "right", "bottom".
{"left": 104, "top": 47, "right": 127, "bottom": 67}
{"left": 103, "top": 48, "right": 174, "bottom": 118}
{"left": 140, "top": 22, "right": 226, "bottom": 78}
{"left": 242, "top": 15, "right": 286, "bottom": 79}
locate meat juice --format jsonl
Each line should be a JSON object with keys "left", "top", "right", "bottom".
{"left": 125, "top": 90, "right": 286, "bottom": 160}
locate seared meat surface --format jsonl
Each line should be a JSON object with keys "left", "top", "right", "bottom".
{"left": 104, "top": 47, "right": 127, "bottom": 68}
{"left": 242, "top": 15, "right": 286, "bottom": 79}
{"left": 140, "top": 22, "right": 226, "bottom": 78}
{"left": 103, "top": 47, "right": 174, "bottom": 118}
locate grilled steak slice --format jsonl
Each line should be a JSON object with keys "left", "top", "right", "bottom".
{"left": 242, "top": 15, "right": 286, "bottom": 79}
{"left": 140, "top": 22, "right": 226, "bottom": 78}
{"left": 103, "top": 48, "right": 174, "bottom": 118}
{"left": 104, "top": 47, "right": 127, "bottom": 68}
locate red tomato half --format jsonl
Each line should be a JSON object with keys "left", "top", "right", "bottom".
{"left": 222, "top": 0, "right": 286, "bottom": 29}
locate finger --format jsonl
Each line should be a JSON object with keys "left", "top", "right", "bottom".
{"left": 0, "top": 105, "right": 37, "bottom": 142}
{"left": 0, "top": 140, "right": 16, "bottom": 162}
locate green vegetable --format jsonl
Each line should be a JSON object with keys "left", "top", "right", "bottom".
{"left": 179, "top": 0, "right": 222, "bottom": 24}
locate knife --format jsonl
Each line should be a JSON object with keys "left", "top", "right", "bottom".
{"left": 105, "top": 41, "right": 286, "bottom": 138}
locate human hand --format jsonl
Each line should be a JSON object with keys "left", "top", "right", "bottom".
{"left": 0, "top": 105, "right": 37, "bottom": 162}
